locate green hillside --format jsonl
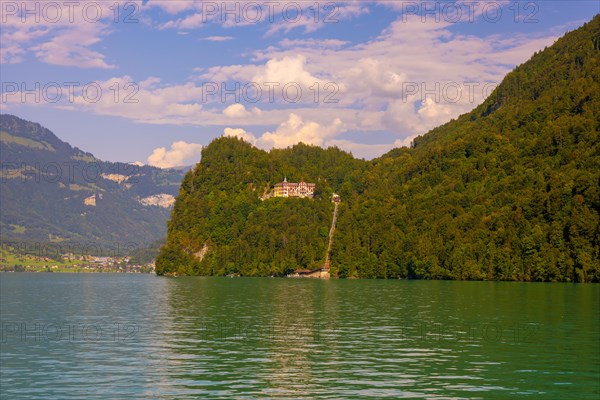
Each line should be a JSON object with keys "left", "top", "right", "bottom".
{"left": 157, "top": 16, "right": 599, "bottom": 281}
{"left": 334, "top": 16, "right": 600, "bottom": 282}
{"left": 156, "top": 138, "right": 363, "bottom": 276}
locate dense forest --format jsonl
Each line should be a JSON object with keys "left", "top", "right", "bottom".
{"left": 157, "top": 16, "right": 599, "bottom": 282}
{"left": 156, "top": 139, "right": 364, "bottom": 276}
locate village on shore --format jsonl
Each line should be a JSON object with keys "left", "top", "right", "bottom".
{"left": 0, "top": 252, "right": 155, "bottom": 273}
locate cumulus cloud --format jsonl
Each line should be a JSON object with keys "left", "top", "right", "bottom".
{"left": 223, "top": 104, "right": 262, "bottom": 118}
{"left": 224, "top": 113, "right": 345, "bottom": 151}
{"left": 251, "top": 55, "right": 327, "bottom": 90}
{"left": 223, "top": 127, "right": 257, "bottom": 145}
{"left": 257, "top": 113, "right": 345, "bottom": 149}
{"left": 9, "top": 2, "right": 571, "bottom": 159}
{"left": 147, "top": 141, "right": 203, "bottom": 168}
{"left": 223, "top": 104, "right": 250, "bottom": 118}
{"left": 195, "top": 55, "right": 334, "bottom": 104}
{"left": 418, "top": 98, "right": 452, "bottom": 119}
{"left": 223, "top": 114, "right": 395, "bottom": 159}
{"left": 223, "top": 103, "right": 262, "bottom": 118}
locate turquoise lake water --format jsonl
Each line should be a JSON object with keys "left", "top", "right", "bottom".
{"left": 1, "top": 274, "right": 598, "bottom": 398}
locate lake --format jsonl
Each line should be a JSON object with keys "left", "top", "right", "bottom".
{"left": 0, "top": 273, "right": 598, "bottom": 399}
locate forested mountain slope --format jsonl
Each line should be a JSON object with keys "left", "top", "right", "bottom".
{"left": 157, "top": 16, "right": 599, "bottom": 281}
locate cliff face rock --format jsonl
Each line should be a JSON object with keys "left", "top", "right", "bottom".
{"left": 84, "top": 194, "right": 97, "bottom": 207}
{"left": 139, "top": 194, "right": 176, "bottom": 208}
{"left": 101, "top": 173, "right": 131, "bottom": 184}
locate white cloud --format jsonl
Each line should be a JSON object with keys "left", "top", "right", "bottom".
{"left": 202, "top": 36, "right": 234, "bottom": 42}
{"left": 223, "top": 113, "right": 345, "bottom": 150}
{"left": 151, "top": 0, "right": 369, "bottom": 33}
{"left": 251, "top": 55, "right": 327, "bottom": 90}
{"left": 223, "top": 104, "right": 262, "bottom": 118}
{"left": 147, "top": 141, "right": 203, "bottom": 168}
{"left": 8, "top": 3, "right": 571, "bottom": 159}
{"left": 0, "top": 0, "right": 125, "bottom": 68}
{"left": 418, "top": 98, "right": 452, "bottom": 119}
{"left": 9, "top": 11, "right": 558, "bottom": 141}
{"left": 58, "top": 76, "right": 206, "bottom": 123}
{"left": 224, "top": 114, "right": 391, "bottom": 159}
{"left": 32, "top": 25, "right": 115, "bottom": 69}
{"left": 223, "top": 104, "right": 250, "bottom": 118}
{"left": 223, "top": 127, "right": 257, "bottom": 145}
{"left": 194, "top": 55, "right": 334, "bottom": 104}
{"left": 256, "top": 113, "right": 345, "bottom": 149}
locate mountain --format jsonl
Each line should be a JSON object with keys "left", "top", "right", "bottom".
{"left": 156, "top": 138, "right": 364, "bottom": 276}
{"left": 156, "top": 16, "right": 599, "bottom": 282}
{"left": 332, "top": 15, "right": 599, "bottom": 282}
{"left": 0, "top": 114, "right": 185, "bottom": 250}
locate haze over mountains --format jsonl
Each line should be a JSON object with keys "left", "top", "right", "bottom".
{"left": 156, "top": 16, "right": 599, "bottom": 282}
{"left": 0, "top": 114, "right": 185, "bottom": 248}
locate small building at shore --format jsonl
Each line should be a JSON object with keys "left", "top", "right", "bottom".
{"left": 288, "top": 267, "right": 330, "bottom": 279}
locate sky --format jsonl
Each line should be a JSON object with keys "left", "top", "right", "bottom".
{"left": 1, "top": 0, "right": 598, "bottom": 167}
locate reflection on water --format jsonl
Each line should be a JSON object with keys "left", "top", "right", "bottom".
{"left": 1, "top": 274, "right": 598, "bottom": 399}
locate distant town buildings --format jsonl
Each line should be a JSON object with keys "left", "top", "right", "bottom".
{"left": 0, "top": 251, "right": 150, "bottom": 273}
{"left": 288, "top": 267, "right": 330, "bottom": 278}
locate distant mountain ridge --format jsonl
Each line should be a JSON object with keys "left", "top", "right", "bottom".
{"left": 0, "top": 114, "right": 185, "bottom": 249}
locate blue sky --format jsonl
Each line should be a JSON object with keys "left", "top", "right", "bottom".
{"left": 1, "top": 0, "right": 598, "bottom": 166}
